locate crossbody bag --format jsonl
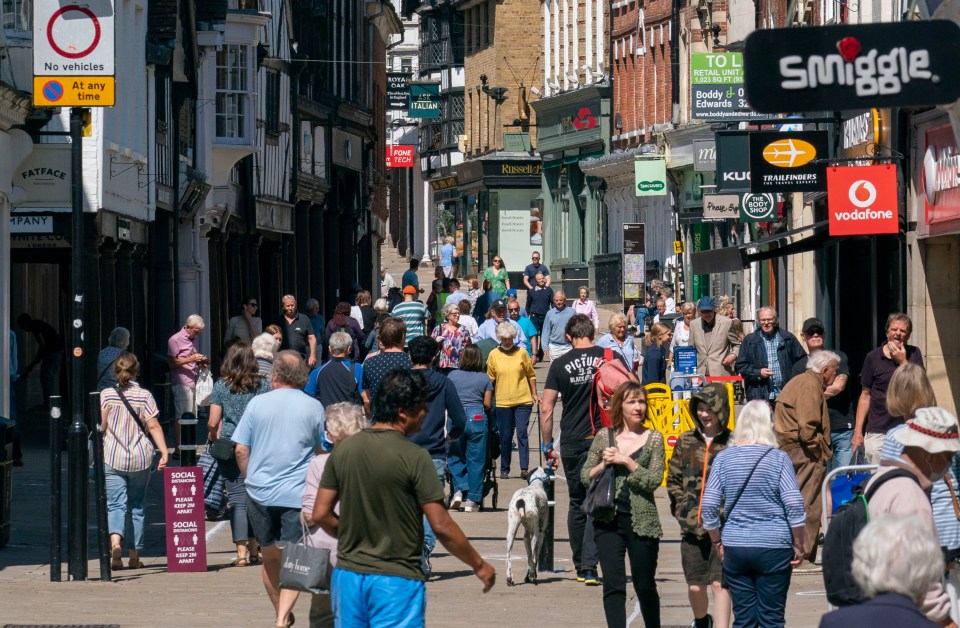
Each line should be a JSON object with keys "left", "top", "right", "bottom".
{"left": 721, "top": 447, "right": 774, "bottom": 526}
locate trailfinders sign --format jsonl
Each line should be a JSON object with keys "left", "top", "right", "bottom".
{"left": 827, "top": 165, "right": 898, "bottom": 236}
{"left": 33, "top": 0, "right": 115, "bottom": 106}
{"left": 634, "top": 158, "right": 667, "bottom": 196}
{"left": 743, "top": 21, "right": 960, "bottom": 113}
{"left": 748, "top": 131, "right": 829, "bottom": 193}
{"left": 691, "top": 53, "right": 763, "bottom": 121}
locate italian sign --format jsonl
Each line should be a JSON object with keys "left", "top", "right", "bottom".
{"left": 634, "top": 158, "right": 667, "bottom": 196}
{"left": 742, "top": 21, "right": 960, "bottom": 113}
{"left": 387, "top": 72, "right": 411, "bottom": 109}
{"left": 164, "top": 467, "right": 208, "bottom": 573}
{"left": 703, "top": 194, "right": 740, "bottom": 221}
{"left": 408, "top": 84, "right": 441, "bottom": 119}
{"left": 715, "top": 132, "right": 751, "bottom": 192}
{"left": 33, "top": 0, "right": 115, "bottom": 106}
{"left": 386, "top": 145, "right": 414, "bottom": 168}
{"left": 740, "top": 193, "right": 777, "bottom": 222}
{"left": 691, "top": 53, "right": 764, "bottom": 121}
{"left": 827, "top": 165, "right": 898, "bottom": 236}
{"left": 749, "top": 131, "right": 829, "bottom": 193}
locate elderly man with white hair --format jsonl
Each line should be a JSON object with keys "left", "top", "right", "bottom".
{"left": 252, "top": 332, "right": 280, "bottom": 380}
{"left": 167, "top": 314, "right": 208, "bottom": 456}
{"left": 773, "top": 349, "right": 840, "bottom": 572}
{"left": 304, "top": 331, "right": 366, "bottom": 412}
{"left": 819, "top": 515, "right": 944, "bottom": 628}
{"left": 595, "top": 313, "right": 637, "bottom": 372}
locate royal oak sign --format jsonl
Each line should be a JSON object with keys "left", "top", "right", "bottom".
{"left": 743, "top": 21, "right": 960, "bottom": 113}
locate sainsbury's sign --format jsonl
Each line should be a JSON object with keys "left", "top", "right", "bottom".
{"left": 743, "top": 21, "right": 960, "bottom": 113}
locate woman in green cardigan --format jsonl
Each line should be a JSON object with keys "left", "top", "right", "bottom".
{"left": 582, "top": 381, "right": 665, "bottom": 628}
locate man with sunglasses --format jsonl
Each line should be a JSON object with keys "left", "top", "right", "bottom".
{"left": 223, "top": 296, "right": 263, "bottom": 348}
{"left": 523, "top": 251, "right": 551, "bottom": 289}
{"left": 790, "top": 317, "right": 852, "bottom": 470}
{"left": 506, "top": 299, "right": 539, "bottom": 365}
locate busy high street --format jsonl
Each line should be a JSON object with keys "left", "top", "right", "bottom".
{"left": 4, "top": 0, "right": 960, "bottom": 627}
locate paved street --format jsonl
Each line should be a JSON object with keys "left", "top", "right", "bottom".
{"left": 0, "top": 360, "right": 829, "bottom": 627}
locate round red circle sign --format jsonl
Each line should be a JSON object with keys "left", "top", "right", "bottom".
{"left": 667, "top": 435, "right": 678, "bottom": 448}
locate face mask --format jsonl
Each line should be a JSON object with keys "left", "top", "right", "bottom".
{"left": 321, "top": 430, "right": 334, "bottom": 452}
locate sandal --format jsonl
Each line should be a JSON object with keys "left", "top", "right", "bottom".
{"left": 275, "top": 612, "right": 295, "bottom": 627}
{"left": 248, "top": 552, "right": 261, "bottom": 565}
{"left": 230, "top": 556, "right": 249, "bottom": 567}
{"left": 110, "top": 546, "right": 123, "bottom": 571}
{"left": 128, "top": 559, "right": 145, "bottom": 569}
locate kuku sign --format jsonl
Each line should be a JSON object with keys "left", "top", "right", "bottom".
{"left": 715, "top": 131, "right": 751, "bottom": 193}
{"left": 386, "top": 145, "right": 414, "bottom": 168}
{"left": 749, "top": 131, "right": 829, "bottom": 193}
{"left": 743, "top": 21, "right": 960, "bottom": 113}
{"left": 634, "top": 158, "right": 667, "bottom": 196}
{"left": 827, "top": 165, "right": 898, "bottom": 236}
{"left": 691, "top": 53, "right": 763, "bottom": 121}
{"left": 33, "top": 0, "right": 115, "bottom": 107}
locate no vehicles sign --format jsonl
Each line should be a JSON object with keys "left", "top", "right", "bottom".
{"left": 33, "top": 0, "right": 115, "bottom": 107}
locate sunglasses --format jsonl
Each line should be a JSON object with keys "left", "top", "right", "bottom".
{"left": 806, "top": 328, "right": 824, "bottom": 336}
{"left": 247, "top": 302, "right": 258, "bottom": 307}
{"left": 508, "top": 308, "right": 520, "bottom": 313}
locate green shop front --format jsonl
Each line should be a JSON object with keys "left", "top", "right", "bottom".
{"left": 529, "top": 86, "right": 610, "bottom": 298}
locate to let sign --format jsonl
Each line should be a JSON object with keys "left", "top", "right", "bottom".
{"left": 691, "top": 53, "right": 763, "bottom": 121}
{"left": 743, "top": 21, "right": 960, "bottom": 113}
{"left": 386, "top": 145, "right": 414, "bottom": 168}
{"left": 164, "top": 467, "right": 207, "bottom": 572}
{"left": 827, "top": 165, "right": 898, "bottom": 236}
{"left": 33, "top": 0, "right": 115, "bottom": 107}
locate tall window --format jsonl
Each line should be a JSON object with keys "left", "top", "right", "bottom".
{"left": 265, "top": 71, "right": 280, "bottom": 133}
{"left": 2, "top": 0, "right": 30, "bottom": 30}
{"left": 216, "top": 45, "right": 250, "bottom": 139}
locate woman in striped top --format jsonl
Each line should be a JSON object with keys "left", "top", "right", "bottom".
{"left": 700, "top": 400, "right": 806, "bottom": 628}
{"left": 99, "top": 352, "right": 168, "bottom": 570}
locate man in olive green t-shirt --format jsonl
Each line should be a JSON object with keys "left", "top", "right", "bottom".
{"left": 314, "top": 368, "right": 495, "bottom": 625}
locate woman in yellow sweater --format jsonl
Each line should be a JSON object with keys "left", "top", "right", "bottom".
{"left": 487, "top": 321, "right": 541, "bottom": 480}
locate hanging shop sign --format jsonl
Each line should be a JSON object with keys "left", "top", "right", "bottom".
{"left": 408, "top": 83, "right": 441, "bottom": 119}
{"left": 634, "top": 158, "right": 667, "bottom": 196}
{"left": 387, "top": 72, "right": 411, "bottom": 109}
{"left": 703, "top": 194, "right": 740, "bottom": 221}
{"left": 715, "top": 131, "right": 751, "bottom": 193}
{"left": 693, "top": 139, "right": 717, "bottom": 172}
{"left": 748, "top": 131, "right": 829, "bottom": 193}
{"left": 920, "top": 122, "right": 960, "bottom": 236}
{"left": 386, "top": 145, "right": 415, "bottom": 168}
{"left": 691, "top": 52, "right": 764, "bottom": 121}
{"left": 827, "top": 164, "right": 898, "bottom": 236}
{"left": 12, "top": 144, "right": 72, "bottom": 211}
{"left": 743, "top": 21, "right": 960, "bottom": 113}
{"left": 740, "top": 193, "right": 777, "bottom": 222}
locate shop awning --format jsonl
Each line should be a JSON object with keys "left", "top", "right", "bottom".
{"left": 689, "top": 221, "right": 837, "bottom": 274}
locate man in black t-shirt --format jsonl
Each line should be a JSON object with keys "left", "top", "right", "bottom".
{"left": 277, "top": 295, "right": 317, "bottom": 367}
{"left": 540, "top": 313, "right": 606, "bottom": 586}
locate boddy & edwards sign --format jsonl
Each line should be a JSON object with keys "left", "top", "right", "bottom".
{"left": 743, "top": 21, "right": 960, "bottom": 113}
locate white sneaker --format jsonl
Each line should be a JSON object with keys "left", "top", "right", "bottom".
{"left": 462, "top": 500, "right": 479, "bottom": 512}
{"left": 450, "top": 491, "right": 463, "bottom": 510}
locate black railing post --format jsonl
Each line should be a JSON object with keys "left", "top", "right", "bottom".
{"left": 179, "top": 413, "right": 197, "bottom": 467}
{"left": 89, "top": 391, "right": 111, "bottom": 581}
{"left": 49, "top": 396, "right": 62, "bottom": 582}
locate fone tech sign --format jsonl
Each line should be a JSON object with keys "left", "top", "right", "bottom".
{"left": 827, "top": 165, "right": 898, "bottom": 236}
{"left": 742, "top": 21, "right": 960, "bottom": 113}
{"left": 749, "top": 131, "right": 829, "bottom": 193}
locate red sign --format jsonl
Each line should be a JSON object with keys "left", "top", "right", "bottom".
{"left": 164, "top": 467, "right": 207, "bottom": 572}
{"left": 666, "top": 435, "right": 678, "bottom": 449}
{"left": 387, "top": 145, "right": 414, "bottom": 168}
{"left": 827, "top": 165, "right": 898, "bottom": 236}
{"left": 921, "top": 123, "right": 960, "bottom": 234}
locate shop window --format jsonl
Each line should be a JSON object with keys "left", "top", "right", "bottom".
{"left": 2, "top": 0, "right": 30, "bottom": 30}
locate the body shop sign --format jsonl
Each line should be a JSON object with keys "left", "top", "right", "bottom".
{"left": 827, "top": 165, "right": 898, "bottom": 236}
{"left": 921, "top": 123, "right": 960, "bottom": 236}
{"left": 634, "top": 158, "right": 667, "bottom": 196}
{"left": 386, "top": 145, "right": 414, "bottom": 168}
{"left": 743, "top": 21, "right": 960, "bottom": 113}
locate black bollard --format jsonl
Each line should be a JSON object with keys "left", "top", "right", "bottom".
{"left": 538, "top": 474, "right": 555, "bottom": 572}
{"left": 66, "top": 404, "right": 88, "bottom": 581}
{"left": 179, "top": 413, "right": 198, "bottom": 467}
{"left": 89, "top": 391, "right": 111, "bottom": 581}
{"left": 49, "top": 396, "right": 62, "bottom": 582}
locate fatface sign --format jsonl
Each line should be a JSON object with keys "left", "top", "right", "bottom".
{"left": 12, "top": 144, "right": 72, "bottom": 211}
{"left": 827, "top": 165, "right": 898, "bottom": 236}
{"left": 743, "top": 21, "right": 960, "bottom": 113}
{"left": 749, "top": 131, "right": 829, "bottom": 193}
{"left": 634, "top": 158, "right": 667, "bottom": 196}
{"left": 716, "top": 132, "right": 751, "bottom": 193}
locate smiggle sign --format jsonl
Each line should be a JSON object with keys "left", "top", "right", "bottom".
{"left": 743, "top": 21, "right": 960, "bottom": 113}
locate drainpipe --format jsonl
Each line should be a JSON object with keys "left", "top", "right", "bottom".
{"left": 671, "top": 0, "right": 680, "bottom": 125}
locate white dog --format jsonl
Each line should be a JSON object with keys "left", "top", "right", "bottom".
{"left": 505, "top": 467, "right": 550, "bottom": 586}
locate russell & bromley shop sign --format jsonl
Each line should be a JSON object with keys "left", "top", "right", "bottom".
{"left": 742, "top": 21, "right": 960, "bottom": 113}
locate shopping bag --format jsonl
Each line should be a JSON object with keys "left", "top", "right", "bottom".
{"left": 279, "top": 521, "right": 332, "bottom": 594}
{"left": 195, "top": 368, "right": 214, "bottom": 407}
{"left": 198, "top": 449, "right": 227, "bottom": 520}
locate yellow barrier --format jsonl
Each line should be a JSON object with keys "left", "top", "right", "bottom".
{"left": 644, "top": 382, "right": 736, "bottom": 485}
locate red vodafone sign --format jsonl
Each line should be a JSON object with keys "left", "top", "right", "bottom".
{"left": 387, "top": 145, "right": 415, "bottom": 168}
{"left": 827, "top": 165, "right": 898, "bottom": 236}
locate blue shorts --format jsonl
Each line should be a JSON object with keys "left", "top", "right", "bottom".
{"left": 332, "top": 568, "right": 426, "bottom": 628}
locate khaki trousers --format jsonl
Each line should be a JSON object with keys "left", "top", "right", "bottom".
{"left": 785, "top": 446, "right": 828, "bottom": 563}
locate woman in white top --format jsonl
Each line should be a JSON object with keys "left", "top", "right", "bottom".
{"left": 456, "top": 299, "right": 480, "bottom": 340}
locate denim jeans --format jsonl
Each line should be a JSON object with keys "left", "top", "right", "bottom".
{"left": 104, "top": 464, "right": 152, "bottom": 550}
{"left": 496, "top": 404, "right": 532, "bottom": 474}
{"left": 421, "top": 457, "right": 447, "bottom": 575}
{"left": 225, "top": 477, "right": 252, "bottom": 544}
{"left": 447, "top": 406, "right": 487, "bottom": 503}
{"left": 829, "top": 428, "right": 854, "bottom": 472}
{"left": 723, "top": 545, "right": 793, "bottom": 628}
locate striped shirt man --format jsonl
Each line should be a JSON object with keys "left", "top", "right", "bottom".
{"left": 392, "top": 300, "right": 428, "bottom": 346}
{"left": 100, "top": 383, "right": 159, "bottom": 472}
{"left": 700, "top": 445, "right": 806, "bottom": 548}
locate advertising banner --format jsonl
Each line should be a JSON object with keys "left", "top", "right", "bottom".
{"left": 749, "top": 131, "right": 829, "bottom": 193}
{"left": 691, "top": 52, "right": 764, "bottom": 121}
{"left": 827, "top": 164, "right": 898, "bottom": 236}
{"left": 164, "top": 467, "right": 208, "bottom": 573}
{"left": 634, "top": 158, "right": 667, "bottom": 196}
{"left": 743, "top": 21, "right": 960, "bottom": 113}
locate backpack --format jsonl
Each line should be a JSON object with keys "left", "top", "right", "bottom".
{"left": 821, "top": 467, "right": 920, "bottom": 606}
{"left": 589, "top": 348, "right": 635, "bottom": 434}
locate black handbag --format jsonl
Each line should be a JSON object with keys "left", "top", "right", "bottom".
{"left": 210, "top": 437, "right": 236, "bottom": 463}
{"left": 581, "top": 428, "right": 618, "bottom": 519}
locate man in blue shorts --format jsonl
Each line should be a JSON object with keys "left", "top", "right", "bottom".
{"left": 313, "top": 368, "right": 495, "bottom": 626}
{"left": 234, "top": 350, "right": 325, "bottom": 628}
